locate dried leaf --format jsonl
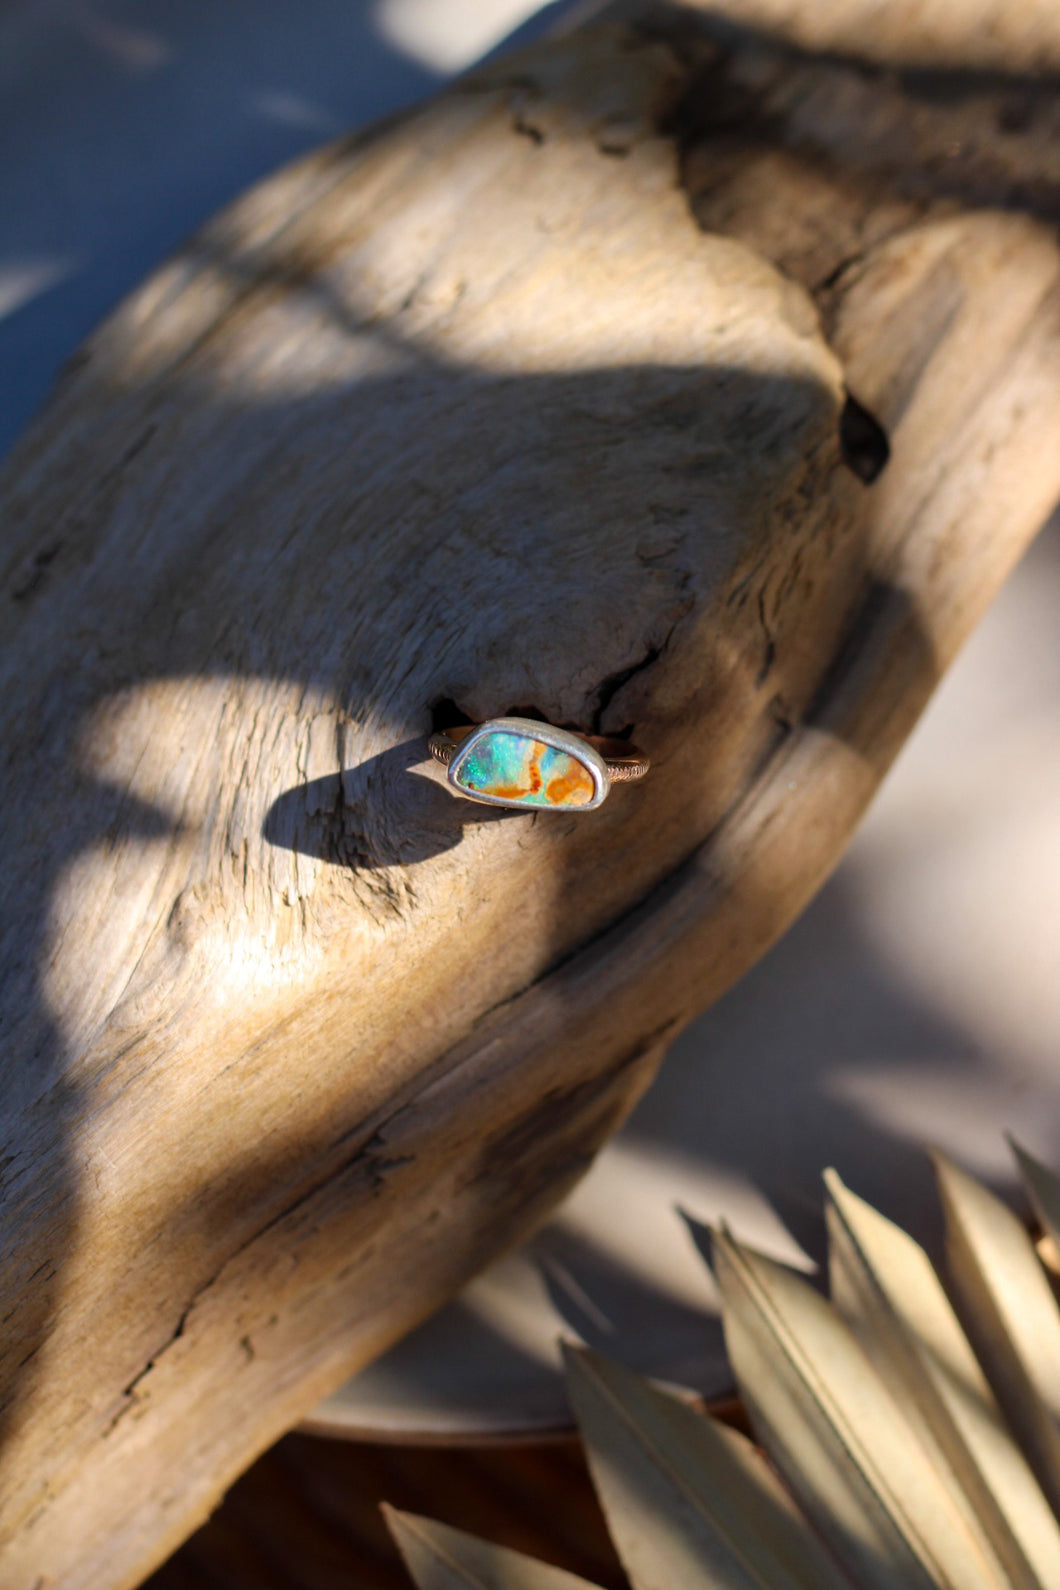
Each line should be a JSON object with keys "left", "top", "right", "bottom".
{"left": 713, "top": 1228, "right": 1007, "bottom": 1590}
{"left": 935, "top": 1149, "right": 1060, "bottom": 1522}
{"left": 386, "top": 1150, "right": 1060, "bottom": 1590}
{"left": 826, "top": 1168, "right": 1059, "bottom": 1590}
{"left": 1035, "top": 1232, "right": 1060, "bottom": 1282}
{"left": 384, "top": 1507, "right": 601, "bottom": 1590}
{"left": 564, "top": 1344, "right": 851, "bottom": 1590}
{"left": 1013, "top": 1141, "right": 1060, "bottom": 1272}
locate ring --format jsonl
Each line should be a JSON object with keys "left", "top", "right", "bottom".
{"left": 428, "top": 717, "right": 649, "bottom": 812}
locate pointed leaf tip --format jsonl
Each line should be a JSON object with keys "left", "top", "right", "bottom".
{"left": 1012, "top": 1140, "right": 1060, "bottom": 1247}
{"left": 384, "top": 1507, "right": 604, "bottom": 1590}
{"left": 565, "top": 1337, "right": 852, "bottom": 1590}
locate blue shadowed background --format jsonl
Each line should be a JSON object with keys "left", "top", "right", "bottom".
{"left": 0, "top": 0, "right": 576, "bottom": 462}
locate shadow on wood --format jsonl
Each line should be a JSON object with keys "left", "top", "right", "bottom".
{"left": 0, "top": 12, "right": 1058, "bottom": 1587}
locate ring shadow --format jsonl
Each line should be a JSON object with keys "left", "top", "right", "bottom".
{"left": 263, "top": 740, "right": 525, "bottom": 871}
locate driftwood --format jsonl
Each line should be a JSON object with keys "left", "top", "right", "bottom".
{"left": 1, "top": 8, "right": 1059, "bottom": 1586}
{"left": 629, "top": 0, "right": 1060, "bottom": 72}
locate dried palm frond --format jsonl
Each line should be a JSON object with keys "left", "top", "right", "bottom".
{"left": 385, "top": 1144, "right": 1060, "bottom": 1590}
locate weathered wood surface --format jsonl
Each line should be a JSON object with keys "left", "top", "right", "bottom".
{"left": 1, "top": 9, "right": 1059, "bottom": 1586}
{"left": 626, "top": 0, "right": 1060, "bottom": 72}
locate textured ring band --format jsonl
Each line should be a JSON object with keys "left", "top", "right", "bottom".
{"left": 429, "top": 717, "right": 649, "bottom": 812}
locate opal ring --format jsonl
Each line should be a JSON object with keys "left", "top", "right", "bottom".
{"left": 429, "top": 717, "right": 649, "bottom": 812}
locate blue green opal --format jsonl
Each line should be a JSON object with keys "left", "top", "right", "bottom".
{"left": 452, "top": 729, "right": 596, "bottom": 808}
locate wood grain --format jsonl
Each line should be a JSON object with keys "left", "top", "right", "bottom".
{"left": 615, "top": 0, "right": 1060, "bottom": 73}
{"left": 0, "top": 10, "right": 1058, "bottom": 1586}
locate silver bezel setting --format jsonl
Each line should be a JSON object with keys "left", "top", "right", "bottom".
{"left": 447, "top": 717, "right": 610, "bottom": 812}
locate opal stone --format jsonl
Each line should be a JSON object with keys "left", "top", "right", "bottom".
{"left": 451, "top": 728, "right": 598, "bottom": 809}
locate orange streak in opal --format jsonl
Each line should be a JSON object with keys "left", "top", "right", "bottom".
{"left": 462, "top": 733, "right": 595, "bottom": 806}
{"left": 545, "top": 763, "right": 595, "bottom": 806}
{"left": 490, "top": 740, "right": 539, "bottom": 800}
